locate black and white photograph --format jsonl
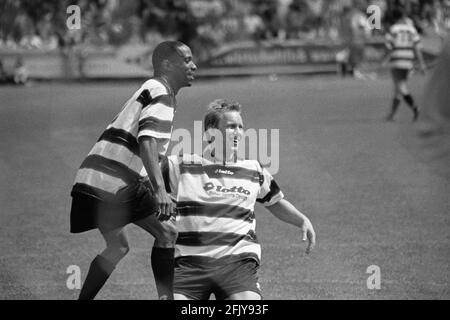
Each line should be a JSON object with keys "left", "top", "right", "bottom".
{"left": 0, "top": 0, "right": 449, "bottom": 309}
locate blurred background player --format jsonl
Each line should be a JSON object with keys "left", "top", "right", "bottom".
{"left": 153, "top": 99, "right": 316, "bottom": 300}
{"left": 384, "top": 8, "right": 427, "bottom": 122}
{"left": 70, "top": 41, "right": 197, "bottom": 300}
{"left": 339, "top": 2, "right": 371, "bottom": 79}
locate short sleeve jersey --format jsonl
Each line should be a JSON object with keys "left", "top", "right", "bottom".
{"left": 71, "top": 78, "right": 176, "bottom": 200}
{"left": 161, "top": 153, "right": 284, "bottom": 264}
{"left": 386, "top": 21, "right": 421, "bottom": 70}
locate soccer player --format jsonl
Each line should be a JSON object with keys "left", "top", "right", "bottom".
{"left": 384, "top": 8, "right": 426, "bottom": 122}
{"left": 69, "top": 41, "right": 197, "bottom": 300}
{"left": 155, "top": 99, "right": 316, "bottom": 300}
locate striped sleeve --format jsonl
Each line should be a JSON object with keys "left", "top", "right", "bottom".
{"left": 256, "top": 166, "right": 284, "bottom": 206}
{"left": 138, "top": 94, "right": 174, "bottom": 140}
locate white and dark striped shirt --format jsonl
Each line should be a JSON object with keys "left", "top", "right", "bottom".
{"left": 161, "top": 153, "right": 284, "bottom": 264}
{"left": 386, "top": 21, "right": 421, "bottom": 70}
{"left": 71, "top": 78, "right": 176, "bottom": 201}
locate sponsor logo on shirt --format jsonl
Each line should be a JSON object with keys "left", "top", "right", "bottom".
{"left": 203, "top": 182, "right": 251, "bottom": 200}
{"left": 214, "top": 169, "right": 234, "bottom": 176}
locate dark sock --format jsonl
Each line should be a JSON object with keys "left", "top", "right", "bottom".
{"left": 403, "top": 94, "right": 415, "bottom": 107}
{"left": 403, "top": 94, "right": 419, "bottom": 120}
{"left": 387, "top": 97, "right": 401, "bottom": 120}
{"left": 151, "top": 247, "right": 175, "bottom": 300}
{"left": 78, "top": 255, "right": 115, "bottom": 300}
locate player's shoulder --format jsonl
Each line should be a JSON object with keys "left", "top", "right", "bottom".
{"left": 167, "top": 153, "right": 182, "bottom": 165}
{"left": 391, "top": 21, "right": 418, "bottom": 33}
{"left": 241, "top": 158, "right": 260, "bottom": 167}
{"left": 140, "top": 78, "right": 170, "bottom": 98}
{"left": 405, "top": 23, "right": 419, "bottom": 34}
{"left": 389, "top": 23, "right": 402, "bottom": 33}
{"left": 237, "top": 159, "right": 266, "bottom": 174}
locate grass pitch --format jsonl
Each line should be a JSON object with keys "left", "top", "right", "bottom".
{"left": 0, "top": 74, "right": 448, "bottom": 299}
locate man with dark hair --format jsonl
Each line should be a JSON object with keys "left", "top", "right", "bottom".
{"left": 70, "top": 41, "right": 197, "bottom": 300}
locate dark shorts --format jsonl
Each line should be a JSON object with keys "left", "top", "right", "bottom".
{"left": 70, "top": 179, "right": 158, "bottom": 233}
{"left": 173, "top": 256, "right": 261, "bottom": 300}
{"left": 391, "top": 68, "right": 410, "bottom": 82}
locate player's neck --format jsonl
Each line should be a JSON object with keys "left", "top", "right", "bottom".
{"left": 157, "top": 74, "right": 178, "bottom": 96}
{"left": 205, "top": 147, "right": 237, "bottom": 165}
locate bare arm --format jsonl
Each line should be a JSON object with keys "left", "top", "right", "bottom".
{"left": 414, "top": 44, "right": 427, "bottom": 74}
{"left": 266, "top": 199, "right": 316, "bottom": 254}
{"left": 139, "top": 136, "right": 173, "bottom": 221}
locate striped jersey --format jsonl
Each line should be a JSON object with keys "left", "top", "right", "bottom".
{"left": 71, "top": 78, "right": 176, "bottom": 201}
{"left": 162, "top": 153, "right": 284, "bottom": 264}
{"left": 385, "top": 21, "right": 421, "bottom": 70}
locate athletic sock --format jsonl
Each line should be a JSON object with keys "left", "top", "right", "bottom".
{"left": 78, "top": 255, "right": 115, "bottom": 300}
{"left": 387, "top": 97, "right": 401, "bottom": 120}
{"left": 151, "top": 247, "right": 175, "bottom": 300}
{"left": 403, "top": 94, "right": 419, "bottom": 121}
{"left": 403, "top": 94, "right": 415, "bottom": 107}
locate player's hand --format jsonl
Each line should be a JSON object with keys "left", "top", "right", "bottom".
{"left": 154, "top": 189, "right": 174, "bottom": 222}
{"left": 301, "top": 217, "right": 316, "bottom": 254}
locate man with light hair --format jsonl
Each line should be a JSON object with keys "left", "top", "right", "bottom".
{"left": 154, "top": 99, "right": 316, "bottom": 300}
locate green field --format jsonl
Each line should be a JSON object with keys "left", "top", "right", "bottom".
{"left": 0, "top": 74, "right": 449, "bottom": 300}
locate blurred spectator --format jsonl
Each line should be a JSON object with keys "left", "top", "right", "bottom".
{"left": 433, "top": 0, "right": 450, "bottom": 39}
{"left": 286, "top": 0, "right": 308, "bottom": 39}
{"left": 13, "top": 56, "right": 29, "bottom": 85}
{"left": 277, "top": 0, "right": 293, "bottom": 39}
{"left": 244, "top": 13, "right": 265, "bottom": 39}
{"left": 255, "top": 0, "right": 281, "bottom": 39}
{"left": 0, "top": 0, "right": 448, "bottom": 65}
{"left": 0, "top": 56, "right": 28, "bottom": 85}
{"left": 305, "top": 0, "right": 326, "bottom": 38}
{"left": 339, "top": 2, "right": 371, "bottom": 78}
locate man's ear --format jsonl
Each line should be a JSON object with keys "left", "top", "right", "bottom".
{"left": 161, "top": 59, "right": 172, "bottom": 72}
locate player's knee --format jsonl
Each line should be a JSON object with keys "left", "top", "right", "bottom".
{"left": 108, "top": 242, "right": 130, "bottom": 259}
{"left": 102, "top": 242, "right": 130, "bottom": 265}
{"left": 154, "top": 223, "right": 178, "bottom": 247}
{"left": 399, "top": 84, "right": 408, "bottom": 94}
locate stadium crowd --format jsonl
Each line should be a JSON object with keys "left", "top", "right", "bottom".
{"left": 1, "top": 0, "right": 449, "bottom": 53}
